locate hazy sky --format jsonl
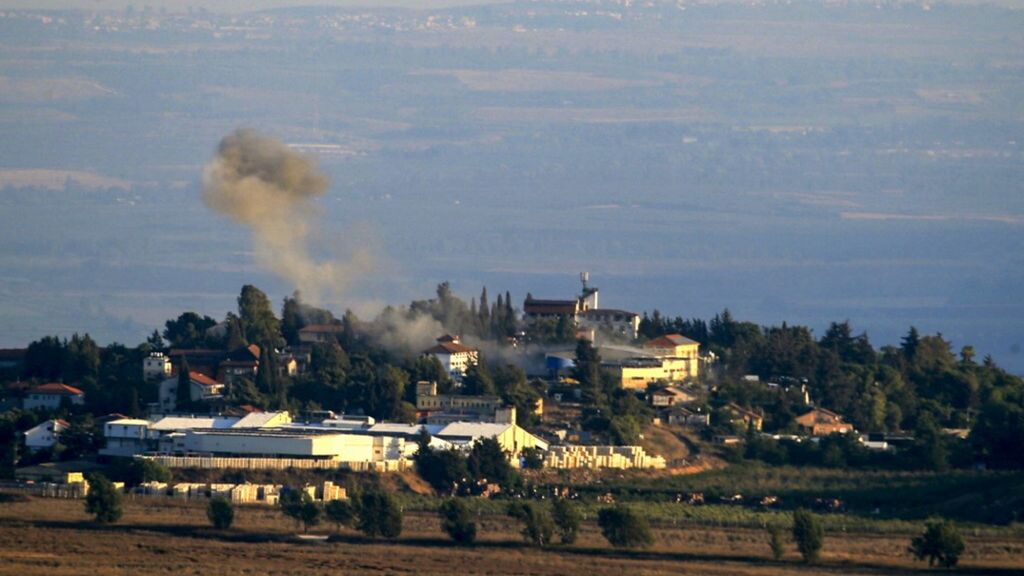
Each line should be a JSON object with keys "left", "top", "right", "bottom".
{"left": 6, "top": 0, "right": 1024, "bottom": 10}
{"left": 0, "top": 0, "right": 1021, "bottom": 371}
{"left": 0, "top": 0, "right": 507, "bottom": 10}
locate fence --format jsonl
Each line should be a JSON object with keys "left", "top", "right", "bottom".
{"left": 143, "top": 455, "right": 410, "bottom": 473}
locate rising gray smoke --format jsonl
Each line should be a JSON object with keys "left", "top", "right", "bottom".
{"left": 202, "top": 129, "right": 371, "bottom": 303}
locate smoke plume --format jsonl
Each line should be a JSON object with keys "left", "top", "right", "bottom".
{"left": 203, "top": 129, "right": 370, "bottom": 303}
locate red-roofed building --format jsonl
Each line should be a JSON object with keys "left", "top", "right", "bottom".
{"left": 23, "top": 418, "right": 70, "bottom": 451}
{"left": 157, "top": 372, "right": 225, "bottom": 412}
{"left": 298, "top": 323, "right": 344, "bottom": 344}
{"left": 643, "top": 334, "right": 702, "bottom": 380}
{"left": 423, "top": 335, "right": 479, "bottom": 381}
{"left": 23, "top": 383, "right": 85, "bottom": 411}
{"left": 794, "top": 407, "right": 856, "bottom": 436}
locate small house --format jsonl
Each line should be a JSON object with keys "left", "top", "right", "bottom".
{"left": 23, "top": 419, "right": 69, "bottom": 452}
{"left": 794, "top": 407, "right": 855, "bottom": 436}
{"left": 23, "top": 383, "right": 85, "bottom": 411}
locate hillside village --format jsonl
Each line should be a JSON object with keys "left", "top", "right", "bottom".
{"left": 1, "top": 277, "right": 1022, "bottom": 509}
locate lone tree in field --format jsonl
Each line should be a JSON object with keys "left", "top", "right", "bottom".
{"left": 910, "top": 519, "right": 965, "bottom": 569}
{"left": 551, "top": 499, "right": 581, "bottom": 544}
{"left": 280, "top": 489, "right": 321, "bottom": 533}
{"left": 207, "top": 496, "right": 234, "bottom": 530}
{"left": 324, "top": 499, "right": 356, "bottom": 533}
{"left": 356, "top": 490, "right": 403, "bottom": 539}
{"left": 792, "top": 508, "right": 824, "bottom": 563}
{"left": 439, "top": 498, "right": 477, "bottom": 544}
{"left": 768, "top": 525, "right": 785, "bottom": 560}
{"left": 507, "top": 501, "right": 555, "bottom": 547}
{"left": 85, "top": 473, "right": 123, "bottom": 524}
{"left": 597, "top": 505, "right": 654, "bottom": 549}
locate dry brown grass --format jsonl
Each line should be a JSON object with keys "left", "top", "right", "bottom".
{"left": 0, "top": 495, "right": 1021, "bottom": 576}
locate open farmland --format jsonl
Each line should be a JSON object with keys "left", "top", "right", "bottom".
{"left": 0, "top": 494, "right": 1021, "bottom": 575}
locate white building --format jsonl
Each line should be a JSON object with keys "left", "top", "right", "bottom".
{"left": 143, "top": 352, "right": 172, "bottom": 380}
{"left": 100, "top": 418, "right": 156, "bottom": 457}
{"left": 578, "top": 308, "right": 641, "bottom": 340}
{"left": 24, "top": 419, "right": 69, "bottom": 452}
{"left": 433, "top": 421, "right": 548, "bottom": 457}
{"left": 157, "top": 372, "right": 225, "bottom": 412}
{"left": 422, "top": 335, "right": 479, "bottom": 380}
{"left": 297, "top": 324, "right": 344, "bottom": 345}
{"left": 23, "top": 383, "right": 85, "bottom": 411}
{"left": 101, "top": 411, "right": 293, "bottom": 457}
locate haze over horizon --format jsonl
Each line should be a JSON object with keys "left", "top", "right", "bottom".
{"left": 0, "top": 1, "right": 1021, "bottom": 372}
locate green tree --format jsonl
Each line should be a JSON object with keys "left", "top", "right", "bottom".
{"left": 597, "top": 505, "right": 654, "bottom": 549}
{"left": 356, "top": 490, "right": 403, "bottom": 539}
{"left": 909, "top": 519, "right": 965, "bottom": 569}
{"left": 573, "top": 339, "right": 605, "bottom": 406}
{"left": 414, "top": 438, "right": 470, "bottom": 495}
{"left": 911, "top": 414, "right": 950, "bottom": 471}
{"left": 85, "top": 473, "right": 123, "bottom": 524}
{"left": 280, "top": 489, "right": 321, "bottom": 533}
{"left": 310, "top": 342, "right": 349, "bottom": 385}
{"left": 162, "top": 312, "right": 218, "bottom": 349}
{"left": 324, "top": 499, "right": 356, "bottom": 533}
{"left": 238, "top": 284, "right": 282, "bottom": 346}
{"left": 366, "top": 365, "right": 408, "bottom": 421}
{"left": 225, "top": 313, "right": 247, "bottom": 350}
{"left": 207, "top": 496, "right": 234, "bottom": 529}
{"left": 792, "top": 508, "right": 824, "bottom": 563}
{"left": 461, "top": 362, "right": 495, "bottom": 396}
{"left": 439, "top": 498, "right": 477, "bottom": 544}
{"left": 23, "top": 335, "right": 67, "bottom": 380}
{"left": 467, "top": 437, "right": 513, "bottom": 487}
{"left": 768, "top": 525, "right": 785, "bottom": 560}
{"left": 113, "top": 457, "right": 171, "bottom": 487}
{"left": 520, "top": 447, "right": 544, "bottom": 470}
{"left": 176, "top": 356, "right": 193, "bottom": 410}
{"left": 0, "top": 418, "right": 18, "bottom": 479}
{"left": 551, "top": 499, "right": 581, "bottom": 544}
{"left": 507, "top": 502, "right": 554, "bottom": 547}
{"left": 64, "top": 333, "right": 101, "bottom": 383}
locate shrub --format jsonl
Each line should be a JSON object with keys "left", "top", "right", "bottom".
{"left": 768, "top": 525, "right": 785, "bottom": 560}
{"left": 910, "top": 519, "right": 965, "bottom": 568}
{"left": 324, "top": 499, "right": 356, "bottom": 533}
{"left": 597, "top": 506, "right": 654, "bottom": 549}
{"left": 520, "top": 447, "right": 545, "bottom": 470}
{"left": 84, "top": 473, "right": 122, "bottom": 524}
{"left": 207, "top": 496, "right": 234, "bottom": 530}
{"left": 439, "top": 498, "right": 477, "bottom": 544}
{"left": 357, "top": 490, "right": 403, "bottom": 539}
{"left": 280, "top": 489, "right": 321, "bottom": 533}
{"left": 551, "top": 499, "right": 581, "bottom": 544}
{"left": 507, "top": 502, "right": 555, "bottom": 547}
{"left": 792, "top": 508, "right": 823, "bottom": 563}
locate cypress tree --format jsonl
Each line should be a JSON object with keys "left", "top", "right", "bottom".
{"left": 176, "top": 356, "right": 192, "bottom": 410}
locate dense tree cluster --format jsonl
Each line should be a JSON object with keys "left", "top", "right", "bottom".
{"left": 643, "top": 309, "right": 1024, "bottom": 470}
{"left": 573, "top": 339, "right": 649, "bottom": 445}
{"left": 414, "top": 433, "right": 517, "bottom": 496}
{"left": 1, "top": 281, "right": 1022, "bottom": 476}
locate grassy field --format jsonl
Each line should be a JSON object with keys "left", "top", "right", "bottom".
{"left": 0, "top": 494, "right": 1022, "bottom": 575}
{"left": 527, "top": 464, "right": 1024, "bottom": 526}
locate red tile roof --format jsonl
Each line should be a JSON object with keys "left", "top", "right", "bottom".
{"left": 188, "top": 371, "right": 221, "bottom": 388}
{"left": 424, "top": 341, "right": 476, "bottom": 355}
{"left": 644, "top": 334, "right": 699, "bottom": 348}
{"left": 299, "top": 324, "right": 343, "bottom": 333}
{"left": 28, "top": 383, "right": 84, "bottom": 396}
